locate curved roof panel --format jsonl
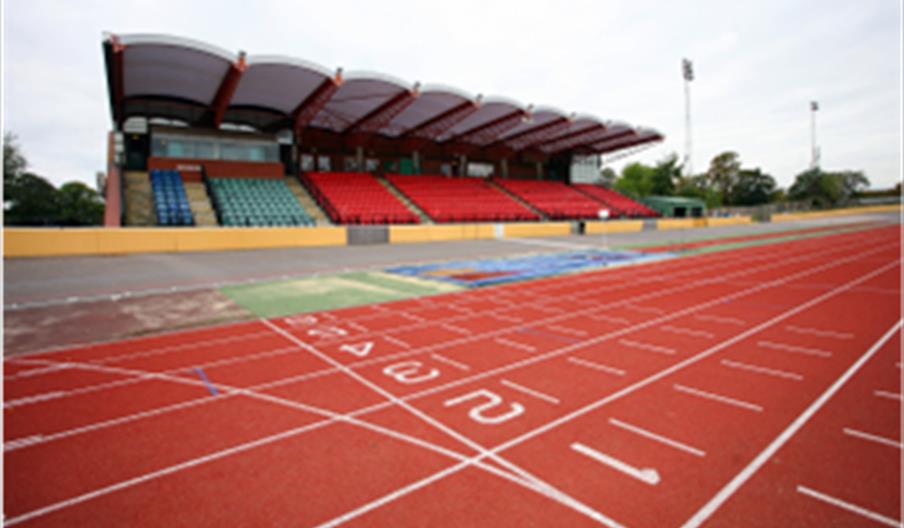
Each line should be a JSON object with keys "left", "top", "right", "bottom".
{"left": 104, "top": 32, "right": 663, "bottom": 156}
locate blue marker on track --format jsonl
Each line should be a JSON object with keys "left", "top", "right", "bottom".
{"left": 193, "top": 367, "right": 219, "bottom": 395}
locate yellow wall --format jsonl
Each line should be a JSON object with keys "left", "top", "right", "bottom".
{"left": 388, "top": 224, "right": 496, "bottom": 244}
{"left": 4, "top": 227, "right": 347, "bottom": 257}
{"left": 657, "top": 218, "right": 708, "bottom": 230}
{"left": 772, "top": 204, "right": 901, "bottom": 222}
{"left": 584, "top": 220, "right": 644, "bottom": 234}
{"left": 705, "top": 216, "right": 753, "bottom": 227}
{"left": 503, "top": 222, "right": 572, "bottom": 238}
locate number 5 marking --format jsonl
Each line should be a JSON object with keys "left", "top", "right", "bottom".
{"left": 443, "top": 389, "right": 525, "bottom": 425}
{"left": 383, "top": 361, "right": 440, "bottom": 384}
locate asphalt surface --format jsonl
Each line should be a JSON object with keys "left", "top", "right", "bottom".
{"left": 4, "top": 213, "right": 898, "bottom": 309}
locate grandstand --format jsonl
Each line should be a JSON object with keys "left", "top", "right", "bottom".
{"left": 102, "top": 33, "right": 665, "bottom": 229}
{"left": 574, "top": 184, "right": 660, "bottom": 218}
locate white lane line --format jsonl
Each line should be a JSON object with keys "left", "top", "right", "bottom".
{"left": 5, "top": 363, "right": 74, "bottom": 380}
{"left": 720, "top": 359, "right": 804, "bottom": 381}
{"left": 500, "top": 379, "right": 560, "bottom": 405}
{"left": 4, "top": 391, "right": 69, "bottom": 409}
{"left": 494, "top": 337, "right": 537, "bottom": 353}
{"left": 758, "top": 340, "right": 833, "bottom": 358}
{"left": 673, "top": 384, "right": 764, "bottom": 412}
{"left": 874, "top": 390, "right": 903, "bottom": 402}
{"left": 624, "top": 304, "right": 665, "bottom": 315}
{"left": 796, "top": 485, "right": 903, "bottom": 528}
{"left": 608, "top": 418, "right": 705, "bottom": 457}
{"left": 661, "top": 325, "right": 715, "bottom": 339}
{"left": 383, "top": 335, "right": 411, "bottom": 349}
{"left": 567, "top": 357, "right": 626, "bottom": 377}
{"left": 588, "top": 314, "right": 631, "bottom": 325}
{"left": 785, "top": 325, "right": 854, "bottom": 339}
{"left": 571, "top": 442, "right": 661, "bottom": 485}
{"left": 399, "top": 312, "right": 426, "bottom": 323}
{"left": 694, "top": 314, "right": 746, "bottom": 325}
{"left": 494, "top": 314, "right": 524, "bottom": 323}
{"left": 345, "top": 320, "right": 369, "bottom": 332}
{"left": 4, "top": 435, "right": 44, "bottom": 451}
{"left": 430, "top": 353, "right": 470, "bottom": 372}
{"left": 683, "top": 319, "right": 902, "bottom": 527}
{"left": 441, "top": 323, "right": 471, "bottom": 335}
{"left": 842, "top": 428, "right": 903, "bottom": 449}
{"left": 619, "top": 339, "right": 677, "bottom": 356}
{"left": 548, "top": 324, "right": 589, "bottom": 337}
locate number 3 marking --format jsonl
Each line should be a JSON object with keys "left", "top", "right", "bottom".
{"left": 443, "top": 389, "right": 525, "bottom": 425}
{"left": 383, "top": 361, "right": 440, "bottom": 384}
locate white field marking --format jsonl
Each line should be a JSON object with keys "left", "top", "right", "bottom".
{"left": 757, "top": 340, "right": 833, "bottom": 358}
{"left": 683, "top": 319, "right": 902, "bottom": 527}
{"left": 494, "top": 337, "right": 537, "bottom": 353}
{"left": 588, "top": 314, "right": 631, "bottom": 325}
{"left": 624, "top": 304, "right": 665, "bottom": 315}
{"left": 567, "top": 357, "right": 626, "bottom": 377}
{"left": 4, "top": 363, "right": 74, "bottom": 380}
{"left": 320, "top": 246, "right": 899, "bottom": 526}
{"left": 399, "top": 312, "right": 426, "bottom": 323}
{"left": 694, "top": 314, "right": 746, "bottom": 325}
{"left": 4, "top": 435, "right": 44, "bottom": 451}
{"left": 494, "top": 314, "right": 524, "bottom": 323}
{"left": 660, "top": 325, "right": 715, "bottom": 339}
{"left": 874, "top": 390, "right": 903, "bottom": 402}
{"left": 345, "top": 320, "right": 369, "bottom": 332}
{"left": 441, "top": 323, "right": 472, "bottom": 335}
{"left": 6, "top": 236, "right": 889, "bottom": 452}
{"left": 608, "top": 418, "right": 705, "bottom": 457}
{"left": 261, "top": 320, "right": 614, "bottom": 526}
{"left": 382, "top": 335, "right": 411, "bottom": 349}
{"left": 796, "top": 485, "right": 903, "bottom": 528}
{"left": 785, "top": 325, "right": 854, "bottom": 339}
{"left": 842, "top": 427, "right": 903, "bottom": 449}
{"left": 548, "top": 324, "right": 589, "bottom": 337}
{"left": 6, "top": 357, "right": 611, "bottom": 528}
{"left": 619, "top": 339, "right": 677, "bottom": 356}
{"left": 6, "top": 225, "right": 869, "bottom": 358}
{"left": 500, "top": 379, "right": 560, "bottom": 405}
{"left": 3, "top": 390, "right": 73, "bottom": 409}
{"left": 673, "top": 384, "right": 764, "bottom": 413}
{"left": 95, "top": 330, "right": 277, "bottom": 365}
{"left": 719, "top": 359, "right": 804, "bottom": 381}
{"left": 571, "top": 442, "right": 661, "bottom": 485}
{"left": 430, "top": 353, "right": 470, "bottom": 371}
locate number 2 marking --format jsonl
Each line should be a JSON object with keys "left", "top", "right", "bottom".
{"left": 444, "top": 389, "right": 525, "bottom": 425}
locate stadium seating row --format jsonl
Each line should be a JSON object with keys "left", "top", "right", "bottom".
{"left": 387, "top": 174, "right": 539, "bottom": 223}
{"left": 209, "top": 178, "right": 314, "bottom": 227}
{"left": 493, "top": 179, "right": 604, "bottom": 219}
{"left": 573, "top": 184, "right": 660, "bottom": 218}
{"left": 150, "top": 170, "right": 194, "bottom": 226}
{"left": 303, "top": 172, "right": 420, "bottom": 224}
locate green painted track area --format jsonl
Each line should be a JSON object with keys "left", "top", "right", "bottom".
{"left": 220, "top": 271, "right": 462, "bottom": 318}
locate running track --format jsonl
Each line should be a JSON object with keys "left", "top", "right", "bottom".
{"left": 4, "top": 225, "right": 901, "bottom": 527}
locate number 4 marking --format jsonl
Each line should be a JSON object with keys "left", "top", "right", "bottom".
{"left": 444, "top": 389, "right": 525, "bottom": 425}
{"left": 339, "top": 341, "right": 373, "bottom": 358}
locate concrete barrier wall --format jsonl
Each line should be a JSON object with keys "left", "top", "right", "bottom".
{"left": 656, "top": 218, "right": 708, "bottom": 230}
{"left": 4, "top": 227, "right": 347, "bottom": 257}
{"left": 388, "top": 224, "right": 496, "bottom": 244}
{"left": 584, "top": 220, "right": 645, "bottom": 234}
{"left": 502, "top": 222, "right": 572, "bottom": 238}
{"left": 705, "top": 216, "right": 753, "bottom": 227}
{"left": 771, "top": 204, "right": 901, "bottom": 222}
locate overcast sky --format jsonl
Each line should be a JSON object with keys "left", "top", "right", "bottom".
{"left": 3, "top": 0, "right": 901, "bottom": 189}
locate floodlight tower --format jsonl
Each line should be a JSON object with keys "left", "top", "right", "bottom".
{"left": 810, "top": 100, "right": 820, "bottom": 169}
{"left": 682, "top": 58, "right": 694, "bottom": 177}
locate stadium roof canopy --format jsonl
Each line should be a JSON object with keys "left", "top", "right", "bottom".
{"left": 103, "top": 33, "right": 663, "bottom": 158}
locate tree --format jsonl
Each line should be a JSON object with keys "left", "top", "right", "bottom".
{"left": 4, "top": 132, "right": 27, "bottom": 186}
{"left": 706, "top": 151, "right": 741, "bottom": 204}
{"left": 614, "top": 162, "right": 655, "bottom": 197}
{"left": 788, "top": 168, "right": 870, "bottom": 207}
{"left": 730, "top": 168, "right": 777, "bottom": 206}
{"left": 676, "top": 174, "right": 723, "bottom": 208}
{"left": 57, "top": 182, "right": 104, "bottom": 226}
{"left": 599, "top": 166, "right": 617, "bottom": 187}
{"left": 4, "top": 172, "right": 60, "bottom": 225}
{"left": 649, "top": 154, "right": 681, "bottom": 195}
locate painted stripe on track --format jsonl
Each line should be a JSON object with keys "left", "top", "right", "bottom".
{"left": 873, "top": 390, "right": 903, "bottom": 402}
{"left": 785, "top": 325, "right": 854, "bottom": 339}
{"left": 672, "top": 384, "right": 764, "bottom": 412}
{"left": 842, "top": 427, "right": 903, "bottom": 449}
{"left": 757, "top": 340, "right": 833, "bottom": 358}
{"left": 796, "top": 485, "right": 903, "bottom": 528}
{"left": 719, "top": 359, "right": 804, "bottom": 381}
{"left": 566, "top": 357, "right": 626, "bottom": 377}
{"left": 608, "top": 418, "right": 705, "bottom": 457}
{"left": 571, "top": 442, "right": 661, "bottom": 486}
{"left": 619, "top": 339, "right": 677, "bottom": 355}
{"left": 500, "top": 379, "right": 560, "bottom": 405}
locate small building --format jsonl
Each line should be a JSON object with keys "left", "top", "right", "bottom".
{"left": 641, "top": 195, "right": 706, "bottom": 218}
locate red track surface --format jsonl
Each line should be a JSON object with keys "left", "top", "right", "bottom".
{"left": 4, "top": 225, "right": 902, "bottom": 527}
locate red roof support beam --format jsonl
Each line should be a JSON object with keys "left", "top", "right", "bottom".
{"left": 104, "top": 35, "right": 126, "bottom": 128}
{"left": 445, "top": 108, "right": 529, "bottom": 146}
{"left": 343, "top": 84, "right": 419, "bottom": 135}
{"left": 402, "top": 99, "right": 481, "bottom": 140}
{"left": 210, "top": 52, "right": 247, "bottom": 127}
{"left": 491, "top": 116, "right": 571, "bottom": 151}
{"left": 549, "top": 128, "right": 635, "bottom": 155}
{"left": 292, "top": 70, "right": 342, "bottom": 135}
{"left": 596, "top": 134, "right": 663, "bottom": 154}
{"left": 536, "top": 123, "right": 606, "bottom": 153}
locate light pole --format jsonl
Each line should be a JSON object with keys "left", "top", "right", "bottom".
{"left": 682, "top": 58, "right": 694, "bottom": 177}
{"left": 810, "top": 101, "right": 820, "bottom": 169}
